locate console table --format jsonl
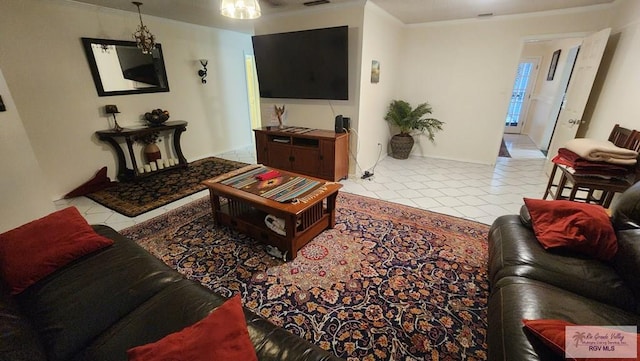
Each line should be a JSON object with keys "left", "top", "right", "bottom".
{"left": 96, "top": 120, "right": 188, "bottom": 181}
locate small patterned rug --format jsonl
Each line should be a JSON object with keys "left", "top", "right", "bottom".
{"left": 122, "top": 192, "right": 490, "bottom": 360}
{"left": 86, "top": 157, "right": 247, "bottom": 217}
{"left": 499, "top": 138, "right": 511, "bottom": 158}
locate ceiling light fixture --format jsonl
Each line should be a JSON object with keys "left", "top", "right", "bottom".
{"left": 220, "top": 0, "right": 261, "bottom": 20}
{"left": 132, "top": 1, "right": 156, "bottom": 54}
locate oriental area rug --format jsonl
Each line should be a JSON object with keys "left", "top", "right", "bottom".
{"left": 86, "top": 157, "right": 247, "bottom": 217}
{"left": 121, "top": 192, "right": 490, "bottom": 360}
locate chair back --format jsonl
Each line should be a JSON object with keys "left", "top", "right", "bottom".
{"left": 624, "top": 131, "right": 640, "bottom": 153}
{"left": 609, "top": 124, "right": 634, "bottom": 147}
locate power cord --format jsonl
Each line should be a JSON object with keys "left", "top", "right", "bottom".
{"left": 360, "top": 142, "right": 383, "bottom": 179}
{"left": 346, "top": 127, "right": 369, "bottom": 177}
{"left": 327, "top": 103, "right": 377, "bottom": 180}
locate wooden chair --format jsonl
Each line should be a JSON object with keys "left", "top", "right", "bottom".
{"left": 543, "top": 125, "right": 639, "bottom": 208}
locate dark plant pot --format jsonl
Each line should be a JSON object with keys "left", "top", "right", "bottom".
{"left": 144, "top": 143, "right": 161, "bottom": 163}
{"left": 390, "top": 134, "right": 414, "bottom": 159}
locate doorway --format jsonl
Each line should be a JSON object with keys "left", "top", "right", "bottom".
{"left": 505, "top": 57, "right": 540, "bottom": 134}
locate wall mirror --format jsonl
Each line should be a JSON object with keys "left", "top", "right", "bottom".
{"left": 81, "top": 37, "right": 170, "bottom": 97}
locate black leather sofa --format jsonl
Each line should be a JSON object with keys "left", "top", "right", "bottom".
{"left": 0, "top": 225, "right": 342, "bottom": 361}
{"left": 487, "top": 182, "right": 640, "bottom": 360}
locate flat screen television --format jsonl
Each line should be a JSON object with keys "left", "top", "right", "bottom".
{"left": 252, "top": 26, "right": 348, "bottom": 100}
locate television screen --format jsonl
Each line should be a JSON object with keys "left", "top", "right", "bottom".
{"left": 252, "top": 26, "right": 348, "bottom": 100}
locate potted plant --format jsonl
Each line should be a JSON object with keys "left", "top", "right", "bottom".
{"left": 384, "top": 100, "right": 444, "bottom": 159}
{"left": 134, "top": 131, "right": 162, "bottom": 163}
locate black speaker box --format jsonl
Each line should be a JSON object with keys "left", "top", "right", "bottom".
{"left": 335, "top": 115, "right": 344, "bottom": 133}
{"left": 342, "top": 117, "right": 350, "bottom": 131}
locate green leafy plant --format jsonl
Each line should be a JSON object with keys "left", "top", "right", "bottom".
{"left": 384, "top": 100, "right": 444, "bottom": 141}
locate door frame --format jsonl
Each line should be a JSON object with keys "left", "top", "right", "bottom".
{"left": 499, "top": 31, "right": 591, "bottom": 152}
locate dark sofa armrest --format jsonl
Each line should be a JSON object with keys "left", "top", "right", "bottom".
{"left": 611, "top": 181, "right": 640, "bottom": 230}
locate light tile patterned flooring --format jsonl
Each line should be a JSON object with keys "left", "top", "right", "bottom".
{"left": 55, "top": 134, "right": 549, "bottom": 230}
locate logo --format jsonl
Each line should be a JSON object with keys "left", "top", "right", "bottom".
{"left": 566, "top": 325, "right": 637, "bottom": 358}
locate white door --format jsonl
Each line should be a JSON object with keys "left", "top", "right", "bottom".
{"left": 540, "top": 46, "right": 580, "bottom": 152}
{"left": 244, "top": 53, "right": 262, "bottom": 138}
{"left": 545, "top": 28, "right": 611, "bottom": 174}
{"left": 505, "top": 57, "right": 540, "bottom": 134}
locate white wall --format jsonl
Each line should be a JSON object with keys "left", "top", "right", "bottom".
{"left": 356, "top": 2, "right": 404, "bottom": 173}
{"left": 399, "top": 9, "right": 612, "bottom": 164}
{"left": 0, "top": 0, "right": 254, "bottom": 200}
{"left": 253, "top": 3, "right": 364, "bottom": 135}
{"left": 0, "top": 68, "right": 56, "bottom": 232}
{"left": 581, "top": 0, "right": 640, "bottom": 140}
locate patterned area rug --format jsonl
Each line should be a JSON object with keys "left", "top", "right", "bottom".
{"left": 122, "top": 193, "right": 490, "bottom": 360}
{"left": 86, "top": 157, "right": 247, "bottom": 217}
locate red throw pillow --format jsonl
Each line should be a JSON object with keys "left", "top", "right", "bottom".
{"left": 127, "top": 294, "right": 258, "bottom": 361}
{"left": 523, "top": 198, "right": 617, "bottom": 261}
{"left": 0, "top": 207, "right": 114, "bottom": 294}
{"left": 523, "top": 319, "right": 639, "bottom": 360}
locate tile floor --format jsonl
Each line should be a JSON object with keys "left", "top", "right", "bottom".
{"left": 55, "top": 134, "right": 549, "bottom": 230}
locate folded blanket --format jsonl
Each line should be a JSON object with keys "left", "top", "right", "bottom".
{"left": 557, "top": 148, "right": 634, "bottom": 172}
{"left": 564, "top": 138, "right": 638, "bottom": 165}
{"left": 553, "top": 153, "right": 632, "bottom": 178}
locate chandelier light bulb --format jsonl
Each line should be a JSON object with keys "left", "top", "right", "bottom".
{"left": 220, "top": 0, "right": 261, "bottom": 20}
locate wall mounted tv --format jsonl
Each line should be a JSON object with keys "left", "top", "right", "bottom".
{"left": 252, "top": 26, "right": 348, "bottom": 100}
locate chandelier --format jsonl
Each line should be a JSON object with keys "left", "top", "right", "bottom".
{"left": 220, "top": 0, "right": 262, "bottom": 20}
{"left": 132, "top": 2, "right": 156, "bottom": 54}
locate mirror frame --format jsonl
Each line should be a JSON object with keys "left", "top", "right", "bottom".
{"left": 81, "top": 37, "right": 170, "bottom": 97}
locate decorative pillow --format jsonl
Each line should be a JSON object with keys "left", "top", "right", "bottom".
{"left": 522, "top": 319, "right": 570, "bottom": 356}
{"left": 127, "top": 294, "right": 258, "bottom": 361}
{"left": 523, "top": 198, "right": 617, "bottom": 261}
{"left": 523, "top": 319, "right": 639, "bottom": 360}
{"left": 0, "top": 207, "right": 114, "bottom": 294}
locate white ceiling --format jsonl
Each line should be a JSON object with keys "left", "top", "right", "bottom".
{"left": 70, "top": 0, "right": 616, "bottom": 33}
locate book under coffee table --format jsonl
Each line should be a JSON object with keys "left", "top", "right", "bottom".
{"left": 202, "top": 165, "right": 342, "bottom": 261}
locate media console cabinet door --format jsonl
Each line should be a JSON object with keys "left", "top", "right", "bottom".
{"left": 291, "top": 146, "right": 321, "bottom": 176}
{"left": 267, "top": 143, "right": 292, "bottom": 170}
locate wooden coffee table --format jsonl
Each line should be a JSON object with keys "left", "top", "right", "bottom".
{"left": 202, "top": 166, "right": 342, "bottom": 261}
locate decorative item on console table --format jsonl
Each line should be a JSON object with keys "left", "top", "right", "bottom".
{"left": 274, "top": 105, "right": 285, "bottom": 129}
{"left": 134, "top": 131, "right": 162, "bottom": 163}
{"left": 385, "top": 99, "right": 444, "bottom": 159}
{"left": 144, "top": 108, "right": 170, "bottom": 126}
{"left": 104, "top": 105, "right": 123, "bottom": 132}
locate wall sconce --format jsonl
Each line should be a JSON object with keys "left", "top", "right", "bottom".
{"left": 198, "top": 59, "right": 208, "bottom": 84}
{"left": 105, "top": 104, "right": 123, "bottom": 132}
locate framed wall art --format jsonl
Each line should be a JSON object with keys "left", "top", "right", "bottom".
{"left": 547, "top": 49, "right": 561, "bottom": 81}
{"left": 371, "top": 60, "right": 380, "bottom": 83}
